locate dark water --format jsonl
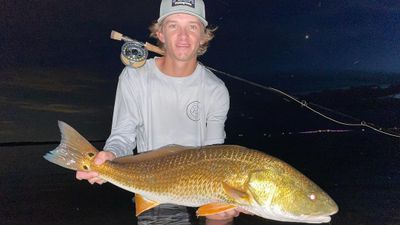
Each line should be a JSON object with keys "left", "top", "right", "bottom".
{"left": 1, "top": 77, "right": 400, "bottom": 225}
{"left": 1, "top": 133, "right": 399, "bottom": 225}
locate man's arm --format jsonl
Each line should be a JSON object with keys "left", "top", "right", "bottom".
{"left": 204, "top": 84, "right": 230, "bottom": 145}
{"left": 76, "top": 67, "right": 141, "bottom": 184}
{"left": 104, "top": 67, "right": 142, "bottom": 157}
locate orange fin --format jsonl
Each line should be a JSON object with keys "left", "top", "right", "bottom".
{"left": 134, "top": 194, "right": 160, "bottom": 216}
{"left": 196, "top": 203, "right": 237, "bottom": 216}
{"left": 222, "top": 182, "right": 251, "bottom": 205}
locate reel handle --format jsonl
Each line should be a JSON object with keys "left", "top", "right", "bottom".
{"left": 111, "top": 30, "right": 164, "bottom": 68}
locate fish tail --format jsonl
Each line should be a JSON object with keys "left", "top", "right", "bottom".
{"left": 43, "top": 121, "right": 99, "bottom": 171}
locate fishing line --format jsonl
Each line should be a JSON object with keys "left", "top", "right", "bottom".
{"left": 206, "top": 66, "right": 400, "bottom": 139}
{"left": 109, "top": 29, "right": 399, "bottom": 139}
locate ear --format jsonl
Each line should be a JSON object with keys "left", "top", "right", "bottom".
{"left": 200, "top": 38, "right": 205, "bottom": 45}
{"left": 157, "top": 31, "right": 165, "bottom": 44}
{"left": 199, "top": 30, "right": 207, "bottom": 45}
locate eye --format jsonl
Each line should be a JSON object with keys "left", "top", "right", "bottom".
{"left": 309, "top": 194, "right": 316, "bottom": 201}
{"left": 168, "top": 23, "right": 177, "bottom": 29}
{"left": 189, "top": 24, "right": 198, "bottom": 31}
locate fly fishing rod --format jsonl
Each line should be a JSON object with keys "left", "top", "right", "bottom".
{"left": 110, "top": 30, "right": 164, "bottom": 68}
{"left": 110, "top": 30, "right": 400, "bottom": 138}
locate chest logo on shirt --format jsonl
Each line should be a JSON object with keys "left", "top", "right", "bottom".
{"left": 186, "top": 101, "right": 200, "bottom": 121}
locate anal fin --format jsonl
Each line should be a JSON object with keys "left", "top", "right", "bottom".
{"left": 196, "top": 203, "right": 237, "bottom": 216}
{"left": 134, "top": 194, "right": 160, "bottom": 216}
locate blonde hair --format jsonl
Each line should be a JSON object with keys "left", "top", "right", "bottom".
{"left": 149, "top": 20, "right": 217, "bottom": 56}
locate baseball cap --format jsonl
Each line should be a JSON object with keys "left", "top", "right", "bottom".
{"left": 158, "top": 0, "right": 208, "bottom": 26}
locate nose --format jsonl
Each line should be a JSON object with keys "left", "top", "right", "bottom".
{"left": 177, "top": 27, "right": 189, "bottom": 40}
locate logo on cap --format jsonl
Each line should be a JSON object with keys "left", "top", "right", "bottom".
{"left": 172, "top": 0, "right": 195, "bottom": 8}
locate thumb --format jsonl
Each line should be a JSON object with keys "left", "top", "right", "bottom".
{"left": 94, "top": 153, "right": 106, "bottom": 165}
{"left": 94, "top": 151, "right": 115, "bottom": 165}
{"left": 94, "top": 157, "right": 104, "bottom": 165}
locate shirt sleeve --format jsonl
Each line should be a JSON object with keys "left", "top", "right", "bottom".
{"left": 204, "top": 84, "right": 230, "bottom": 145}
{"left": 103, "top": 67, "right": 141, "bottom": 157}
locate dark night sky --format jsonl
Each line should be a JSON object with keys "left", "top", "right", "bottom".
{"left": 1, "top": 0, "right": 400, "bottom": 73}
{"left": 1, "top": 0, "right": 400, "bottom": 142}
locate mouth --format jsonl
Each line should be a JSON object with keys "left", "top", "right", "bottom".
{"left": 312, "top": 215, "right": 331, "bottom": 223}
{"left": 281, "top": 212, "right": 335, "bottom": 223}
{"left": 284, "top": 215, "right": 332, "bottom": 224}
{"left": 299, "top": 211, "right": 337, "bottom": 223}
{"left": 270, "top": 214, "right": 332, "bottom": 224}
{"left": 176, "top": 42, "right": 190, "bottom": 48}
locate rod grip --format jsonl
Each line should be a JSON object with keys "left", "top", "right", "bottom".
{"left": 144, "top": 42, "right": 165, "bottom": 55}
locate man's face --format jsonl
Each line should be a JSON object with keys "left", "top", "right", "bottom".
{"left": 157, "top": 13, "right": 205, "bottom": 62}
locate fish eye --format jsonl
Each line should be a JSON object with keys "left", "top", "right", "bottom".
{"left": 309, "top": 194, "right": 316, "bottom": 201}
{"left": 83, "top": 165, "right": 89, "bottom": 170}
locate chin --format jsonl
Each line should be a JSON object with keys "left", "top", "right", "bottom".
{"left": 174, "top": 54, "right": 197, "bottom": 62}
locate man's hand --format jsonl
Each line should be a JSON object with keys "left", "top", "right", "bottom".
{"left": 205, "top": 208, "right": 240, "bottom": 221}
{"left": 75, "top": 151, "right": 116, "bottom": 185}
{"left": 206, "top": 208, "right": 254, "bottom": 221}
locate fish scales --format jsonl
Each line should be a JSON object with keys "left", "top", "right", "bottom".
{"left": 44, "top": 121, "right": 338, "bottom": 223}
{"left": 95, "top": 145, "right": 265, "bottom": 206}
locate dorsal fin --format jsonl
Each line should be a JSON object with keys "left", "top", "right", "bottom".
{"left": 113, "top": 145, "right": 192, "bottom": 164}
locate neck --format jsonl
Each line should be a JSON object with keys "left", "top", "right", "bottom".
{"left": 156, "top": 56, "right": 198, "bottom": 77}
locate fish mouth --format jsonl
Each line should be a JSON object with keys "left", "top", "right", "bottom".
{"left": 298, "top": 210, "right": 338, "bottom": 223}
{"left": 302, "top": 202, "right": 338, "bottom": 223}
{"left": 302, "top": 210, "right": 338, "bottom": 223}
{"left": 278, "top": 214, "right": 331, "bottom": 224}
{"left": 280, "top": 211, "right": 336, "bottom": 223}
{"left": 273, "top": 214, "right": 333, "bottom": 224}
{"left": 308, "top": 215, "right": 332, "bottom": 223}
{"left": 256, "top": 208, "right": 335, "bottom": 224}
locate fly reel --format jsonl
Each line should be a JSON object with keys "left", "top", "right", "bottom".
{"left": 111, "top": 30, "right": 164, "bottom": 68}
{"left": 120, "top": 41, "right": 148, "bottom": 68}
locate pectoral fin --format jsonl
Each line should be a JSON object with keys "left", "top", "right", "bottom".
{"left": 134, "top": 194, "right": 160, "bottom": 216}
{"left": 196, "top": 203, "right": 237, "bottom": 216}
{"left": 222, "top": 182, "right": 252, "bottom": 205}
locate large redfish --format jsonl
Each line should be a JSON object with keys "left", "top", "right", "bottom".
{"left": 44, "top": 121, "right": 338, "bottom": 223}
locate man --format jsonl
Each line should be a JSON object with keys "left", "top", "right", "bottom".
{"left": 77, "top": 0, "right": 239, "bottom": 220}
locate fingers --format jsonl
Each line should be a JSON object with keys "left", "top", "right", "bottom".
{"left": 93, "top": 152, "right": 107, "bottom": 165}
{"left": 88, "top": 176, "right": 107, "bottom": 185}
{"left": 76, "top": 171, "right": 107, "bottom": 185}
{"left": 94, "top": 151, "right": 116, "bottom": 165}
{"left": 205, "top": 209, "right": 240, "bottom": 220}
{"left": 205, "top": 217, "right": 234, "bottom": 225}
{"left": 225, "top": 209, "right": 240, "bottom": 217}
{"left": 75, "top": 150, "right": 116, "bottom": 185}
{"left": 76, "top": 171, "right": 98, "bottom": 180}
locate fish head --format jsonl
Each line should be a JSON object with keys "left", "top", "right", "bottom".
{"left": 246, "top": 165, "right": 338, "bottom": 223}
